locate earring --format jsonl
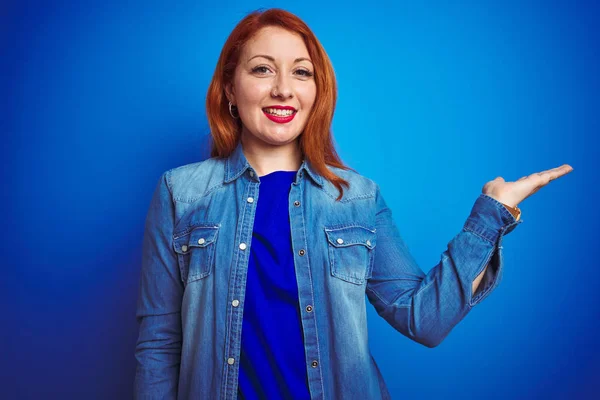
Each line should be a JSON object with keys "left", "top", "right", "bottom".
{"left": 228, "top": 101, "right": 239, "bottom": 119}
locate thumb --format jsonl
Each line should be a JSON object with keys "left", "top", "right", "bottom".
{"left": 494, "top": 176, "right": 505, "bottom": 183}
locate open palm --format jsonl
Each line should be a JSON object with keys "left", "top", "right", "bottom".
{"left": 482, "top": 164, "right": 574, "bottom": 208}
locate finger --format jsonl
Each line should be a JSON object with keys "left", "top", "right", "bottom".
{"left": 531, "top": 164, "right": 572, "bottom": 177}
{"left": 520, "top": 164, "right": 573, "bottom": 185}
{"left": 538, "top": 164, "right": 573, "bottom": 182}
{"left": 542, "top": 164, "right": 573, "bottom": 176}
{"left": 552, "top": 164, "right": 574, "bottom": 179}
{"left": 513, "top": 164, "right": 572, "bottom": 202}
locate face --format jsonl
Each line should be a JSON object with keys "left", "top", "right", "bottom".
{"left": 226, "top": 26, "right": 317, "bottom": 147}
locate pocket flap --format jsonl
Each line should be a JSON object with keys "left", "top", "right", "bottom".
{"left": 325, "top": 225, "right": 376, "bottom": 249}
{"left": 173, "top": 225, "right": 219, "bottom": 254}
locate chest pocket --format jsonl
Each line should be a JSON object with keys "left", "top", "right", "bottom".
{"left": 173, "top": 225, "right": 219, "bottom": 285}
{"left": 325, "top": 225, "right": 376, "bottom": 285}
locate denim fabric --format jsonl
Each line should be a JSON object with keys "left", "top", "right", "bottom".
{"left": 134, "top": 141, "right": 522, "bottom": 399}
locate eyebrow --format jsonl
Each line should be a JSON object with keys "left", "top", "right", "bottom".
{"left": 247, "top": 54, "right": 313, "bottom": 64}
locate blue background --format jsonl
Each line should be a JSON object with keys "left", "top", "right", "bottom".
{"left": 3, "top": 0, "right": 598, "bottom": 398}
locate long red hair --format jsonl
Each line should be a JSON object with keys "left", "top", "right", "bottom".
{"left": 205, "top": 8, "right": 351, "bottom": 200}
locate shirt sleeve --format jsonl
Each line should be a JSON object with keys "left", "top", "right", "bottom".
{"left": 366, "top": 188, "right": 522, "bottom": 348}
{"left": 134, "top": 170, "right": 183, "bottom": 398}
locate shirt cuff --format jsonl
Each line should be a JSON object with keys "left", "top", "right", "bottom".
{"left": 463, "top": 194, "right": 523, "bottom": 244}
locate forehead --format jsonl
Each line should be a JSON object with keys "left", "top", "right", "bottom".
{"left": 242, "top": 26, "right": 310, "bottom": 60}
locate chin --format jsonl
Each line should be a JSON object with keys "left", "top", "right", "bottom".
{"left": 260, "top": 130, "right": 301, "bottom": 144}
{"left": 243, "top": 124, "right": 303, "bottom": 147}
{"left": 263, "top": 136, "right": 299, "bottom": 146}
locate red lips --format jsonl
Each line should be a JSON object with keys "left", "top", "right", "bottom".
{"left": 262, "top": 105, "right": 297, "bottom": 124}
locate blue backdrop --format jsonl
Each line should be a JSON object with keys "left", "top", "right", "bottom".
{"left": 3, "top": 0, "right": 598, "bottom": 399}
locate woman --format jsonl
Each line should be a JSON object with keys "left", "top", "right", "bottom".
{"left": 134, "top": 8, "right": 572, "bottom": 400}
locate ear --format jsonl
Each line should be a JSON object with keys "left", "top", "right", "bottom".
{"left": 225, "top": 82, "right": 236, "bottom": 105}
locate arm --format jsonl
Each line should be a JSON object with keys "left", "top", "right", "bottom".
{"left": 471, "top": 265, "right": 488, "bottom": 295}
{"left": 366, "top": 189, "right": 522, "bottom": 348}
{"left": 134, "top": 171, "right": 183, "bottom": 399}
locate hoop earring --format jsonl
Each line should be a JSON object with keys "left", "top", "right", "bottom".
{"left": 228, "top": 101, "right": 239, "bottom": 119}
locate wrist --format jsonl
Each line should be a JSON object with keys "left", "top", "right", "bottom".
{"left": 501, "top": 202, "right": 521, "bottom": 220}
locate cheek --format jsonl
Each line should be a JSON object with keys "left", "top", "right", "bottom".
{"left": 298, "top": 84, "right": 317, "bottom": 111}
{"left": 236, "top": 80, "right": 270, "bottom": 110}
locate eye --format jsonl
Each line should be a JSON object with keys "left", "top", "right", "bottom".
{"left": 295, "top": 69, "right": 314, "bottom": 77}
{"left": 251, "top": 65, "right": 271, "bottom": 75}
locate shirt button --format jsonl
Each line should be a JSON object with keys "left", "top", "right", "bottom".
{"left": 306, "top": 305, "right": 313, "bottom": 312}
{"left": 247, "top": 197, "right": 254, "bottom": 203}
{"left": 336, "top": 238, "right": 344, "bottom": 244}
{"left": 198, "top": 238, "right": 205, "bottom": 245}
{"left": 181, "top": 245, "right": 188, "bottom": 252}
{"left": 298, "top": 249, "right": 305, "bottom": 256}
{"left": 366, "top": 239, "right": 371, "bottom": 246}
{"left": 294, "top": 200, "right": 300, "bottom": 207}
{"left": 311, "top": 360, "right": 318, "bottom": 368}
{"left": 249, "top": 171, "right": 254, "bottom": 177}
{"left": 227, "top": 358, "right": 235, "bottom": 365}
{"left": 232, "top": 299, "right": 240, "bottom": 307}
{"left": 239, "top": 243, "right": 247, "bottom": 250}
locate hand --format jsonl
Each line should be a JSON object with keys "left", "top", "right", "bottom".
{"left": 482, "top": 164, "right": 574, "bottom": 208}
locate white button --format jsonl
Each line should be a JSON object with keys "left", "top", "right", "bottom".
{"left": 336, "top": 238, "right": 344, "bottom": 244}
{"left": 366, "top": 240, "right": 371, "bottom": 246}
{"left": 198, "top": 238, "right": 205, "bottom": 245}
{"left": 239, "top": 243, "right": 247, "bottom": 250}
{"left": 247, "top": 197, "right": 254, "bottom": 203}
{"left": 227, "top": 358, "right": 235, "bottom": 365}
{"left": 181, "top": 245, "right": 188, "bottom": 252}
{"left": 232, "top": 299, "right": 240, "bottom": 307}
{"left": 249, "top": 171, "right": 254, "bottom": 177}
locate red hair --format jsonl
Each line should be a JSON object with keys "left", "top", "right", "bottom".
{"left": 205, "top": 8, "right": 351, "bottom": 200}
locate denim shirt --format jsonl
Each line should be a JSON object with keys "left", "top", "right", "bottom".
{"left": 134, "top": 142, "right": 522, "bottom": 400}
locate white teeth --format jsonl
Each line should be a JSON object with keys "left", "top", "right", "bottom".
{"left": 264, "top": 108, "right": 295, "bottom": 116}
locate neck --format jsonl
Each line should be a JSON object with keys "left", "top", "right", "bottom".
{"left": 240, "top": 131, "right": 302, "bottom": 177}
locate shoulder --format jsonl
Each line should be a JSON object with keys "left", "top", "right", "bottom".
{"left": 163, "top": 157, "right": 226, "bottom": 203}
{"left": 321, "top": 165, "right": 379, "bottom": 202}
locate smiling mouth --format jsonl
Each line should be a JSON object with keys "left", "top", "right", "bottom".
{"left": 262, "top": 107, "right": 297, "bottom": 117}
{"left": 262, "top": 108, "right": 297, "bottom": 124}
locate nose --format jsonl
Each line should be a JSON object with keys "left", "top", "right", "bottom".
{"left": 271, "top": 73, "right": 293, "bottom": 99}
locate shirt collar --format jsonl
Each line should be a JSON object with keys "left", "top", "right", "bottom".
{"left": 224, "top": 141, "right": 324, "bottom": 187}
